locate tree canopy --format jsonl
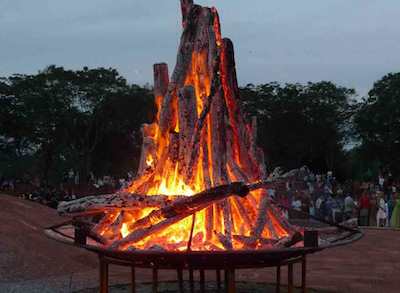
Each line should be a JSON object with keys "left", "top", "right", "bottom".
{"left": 240, "top": 81, "right": 358, "bottom": 179}
{"left": 0, "top": 66, "right": 155, "bottom": 184}
{"left": 354, "top": 73, "right": 400, "bottom": 176}
{"left": 2, "top": 66, "right": 400, "bottom": 184}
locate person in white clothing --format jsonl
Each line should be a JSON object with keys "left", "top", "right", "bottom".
{"left": 376, "top": 196, "right": 387, "bottom": 227}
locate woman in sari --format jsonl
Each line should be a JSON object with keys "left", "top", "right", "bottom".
{"left": 390, "top": 193, "right": 400, "bottom": 228}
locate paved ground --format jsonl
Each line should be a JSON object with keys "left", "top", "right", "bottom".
{"left": 1, "top": 194, "right": 400, "bottom": 292}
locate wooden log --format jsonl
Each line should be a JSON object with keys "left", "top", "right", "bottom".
{"left": 168, "top": 131, "right": 180, "bottom": 162}
{"left": 100, "top": 211, "right": 126, "bottom": 241}
{"left": 72, "top": 218, "right": 109, "bottom": 245}
{"left": 232, "top": 235, "right": 278, "bottom": 248}
{"left": 264, "top": 208, "right": 279, "bottom": 240}
{"left": 215, "top": 232, "right": 232, "bottom": 250}
{"left": 268, "top": 204, "right": 297, "bottom": 236}
{"left": 220, "top": 38, "right": 257, "bottom": 179}
{"left": 231, "top": 197, "right": 253, "bottom": 231}
{"left": 158, "top": 89, "right": 177, "bottom": 135}
{"left": 178, "top": 86, "right": 197, "bottom": 174}
{"left": 201, "top": 130, "right": 212, "bottom": 189}
{"left": 137, "top": 124, "right": 157, "bottom": 177}
{"left": 276, "top": 232, "right": 304, "bottom": 248}
{"left": 110, "top": 182, "right": 249, "bottom": 249}
{"left": 180, "top": 0, "right": 194, "bottom": 28}
{"left": 92, "top": 211, "right": 121, "bottom": 235}
{"left": 210, "top": 87, "right": 229, "bottom": 185}
{"left": 186, "top": 57, "right": 220, "bottom": 182}
{"left": 220, "top": 199, "right": 233, "bottom": 249}
{"left": 153, "top": 63, "right": 169, "bottom": 99}
{"left": 57, "top": 192, "right": 183, "bottom": 215}
{"left": 252, "top": 191, "right": 269, "bottom": 238}
{"left": 249, "top": 116, "right": 267, "bottom": 180}
{"left": 201, "top": 131, "right": 214, "bottom": 241}
{"left": 171, "top": 5, "right": 218, "bottom": 87}
{"left": 205, "top": 205, "right": 214, "bottom": 241}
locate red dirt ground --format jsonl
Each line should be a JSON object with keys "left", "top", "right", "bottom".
{"left": 1, "top": 194, "right": 399, "bottom": 292}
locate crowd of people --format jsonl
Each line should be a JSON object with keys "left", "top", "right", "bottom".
{"left": 272, "top": 170, "right": 400, "bottom": 229}
{"left": 0, "top": 170, "right": 134, "bottom": 208}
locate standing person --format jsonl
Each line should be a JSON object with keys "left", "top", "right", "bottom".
{"left": 378, "top": 175, "right": 385, "bottom": 191}
{"left": 358, "top": 191, "right": 371, "bottom": 226}
{"left": 344, "top": 194, "right": 356, "bottom": 220}
{"left": 387, "top": 193, "right": 395, "bottom": 227}
{"left": 390, "top": 194, "right": 400, "bottom": 228}
{"left": 376, "top": 195, "right": 387, "bottom": 227}
{"left": 315, "top": 195, "right": 324, "bottom": 219}
{"left": 67, "top": 169, "right": 75, "bottom": 197}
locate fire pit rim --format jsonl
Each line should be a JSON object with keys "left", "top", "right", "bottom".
{"left": 44, "top": 221, "right": 363, "bottom": 256}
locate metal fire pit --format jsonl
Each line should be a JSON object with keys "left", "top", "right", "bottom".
{"left": 45, "top": 219, "right": 362, "bottom": 293}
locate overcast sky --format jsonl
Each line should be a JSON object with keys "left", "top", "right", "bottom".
{"left": 1, "top": 0, "right": 400, "bottom": 96}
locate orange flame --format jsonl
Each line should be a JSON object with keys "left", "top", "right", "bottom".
{"left": 117, "top": 6, "right": 293, "bottom": 252}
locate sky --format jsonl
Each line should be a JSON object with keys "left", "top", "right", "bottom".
{"left": 1, "top": 0, "right": 400, "bottom": 96}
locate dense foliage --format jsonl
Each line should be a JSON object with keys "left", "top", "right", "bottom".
{"left": 240, "top": 82, "right": 358, "bottom": 180}
{"left": 354, "top": 73, "right": 400, "bottom": 177}
{"left": 0, "top": 66, "right": 155, "bottom": 184}
{"left": 1, "top": 66, "right": 399, "bottom": 184}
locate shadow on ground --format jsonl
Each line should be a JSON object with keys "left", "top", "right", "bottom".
{"left": 75, "top": 281, "right": 334, "bottom": 293}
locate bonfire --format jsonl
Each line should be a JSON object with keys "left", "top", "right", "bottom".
{"left": 58, "top": 0, "right": 306, "bottom": 252}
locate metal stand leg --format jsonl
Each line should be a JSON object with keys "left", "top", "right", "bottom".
{"left": 276, "top": 265, "right": 281, "bottom": 293}
{"left": 224, "top": 269, "right": 236, "bottom": 293}
{"left": 189, "top": 268, "right": 195, "bottom": 293}
{"left": 131, "top": 266, "right": 136, "bottom": 293}
{"left": 99, "top": 256, "right": 109, "bottom": 293}
{"left": 302, "top": 256, "right": 307, "bottom": 293}
{"left": 288, "top": 263, "right": 294, "bottom": 293}
{"left": 177, "top": 269, "right": 184, "bottom": 293}
{"left": 200, "top": 269, "right": 206, "bottom": 293}
{"left": 216, "top": 269, "right": 222, "bottom": 292}
{"left": 152, "top": 268, "right": 158, "bottom": 293}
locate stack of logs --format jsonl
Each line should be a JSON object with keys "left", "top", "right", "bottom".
{"left": 58, "top": 169, "right": 306, "bottom": 251}
{"left": 131, "top": 0, "right": 266, "bottom": 195}
{"left": 56, "top": 0, "right": 308, "bottom": 251}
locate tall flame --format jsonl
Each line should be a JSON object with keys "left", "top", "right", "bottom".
{"left": 113, "top": 4, "right": 293, "bottom": 252}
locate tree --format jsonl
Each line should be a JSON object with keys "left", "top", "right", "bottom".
{"left": 0, "top": 67, "right": 76, "bottom": 182}
{"left": 0, "top": 66, "right": 155, "bottom": 185}
{"left": 354, "top": 72, "right": 400, "bottom": 176}
{"left": 240, "top": 82, "right": 357, "bottom": 178}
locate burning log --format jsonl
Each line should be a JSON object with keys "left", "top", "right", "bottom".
{"left": 72, "top": 218, "right": 109, "bottom": 245}
{"left": 205, "top": 205, "right": 214, "bottom": 241}
{"left": 264, "top": 209, "right": 279, "bottom": 239}
{"left": 215, "top": 232, "right": 232, "bottom": 250}
{"left": 210, "top": 89, "right": 230, "bottom": 185}
{"left": 185, "top": 57, "right": 220, "bottom": 183}
{"left": 231, "top": 197, "right": 254, "bottom": 231}
{"left": 110, "top": 182, "right": 249, "bottom": 249}
{"left": 178, "top": 85, "right": 197, "bottom": 174}
{"left": 137, "top": 124, "right": 157, "bottom": 176}
{"left": 57, "top": 192, "right": 182, "bottom": 215}
{"left": 220, "top": 199, "right": 233, "bottom": 249}
{"left": 154, "top": 63, "right": 169, "bottom": 99}
{"left": 232, "top": 235, "right": 278, "bottom": 249}
{"left": 168, "top": 131, "right": 180, "bottom": 162}
{"left": 180, "top": 0, "right": 193, "bottom": 28}
{"left": 249, "top": 116, "right": 267, "bottom": 180}
{"left": 220, "top": 38, "right": 261, "bottom": 179}
{"left": 158, "top": 90, "right": 176, "bottom": 136}
{"left": 276, "top": 232, "right": 304, "bottom": 248}
{"left": 252, "top": 191, "right": 270, "bottom": 239}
